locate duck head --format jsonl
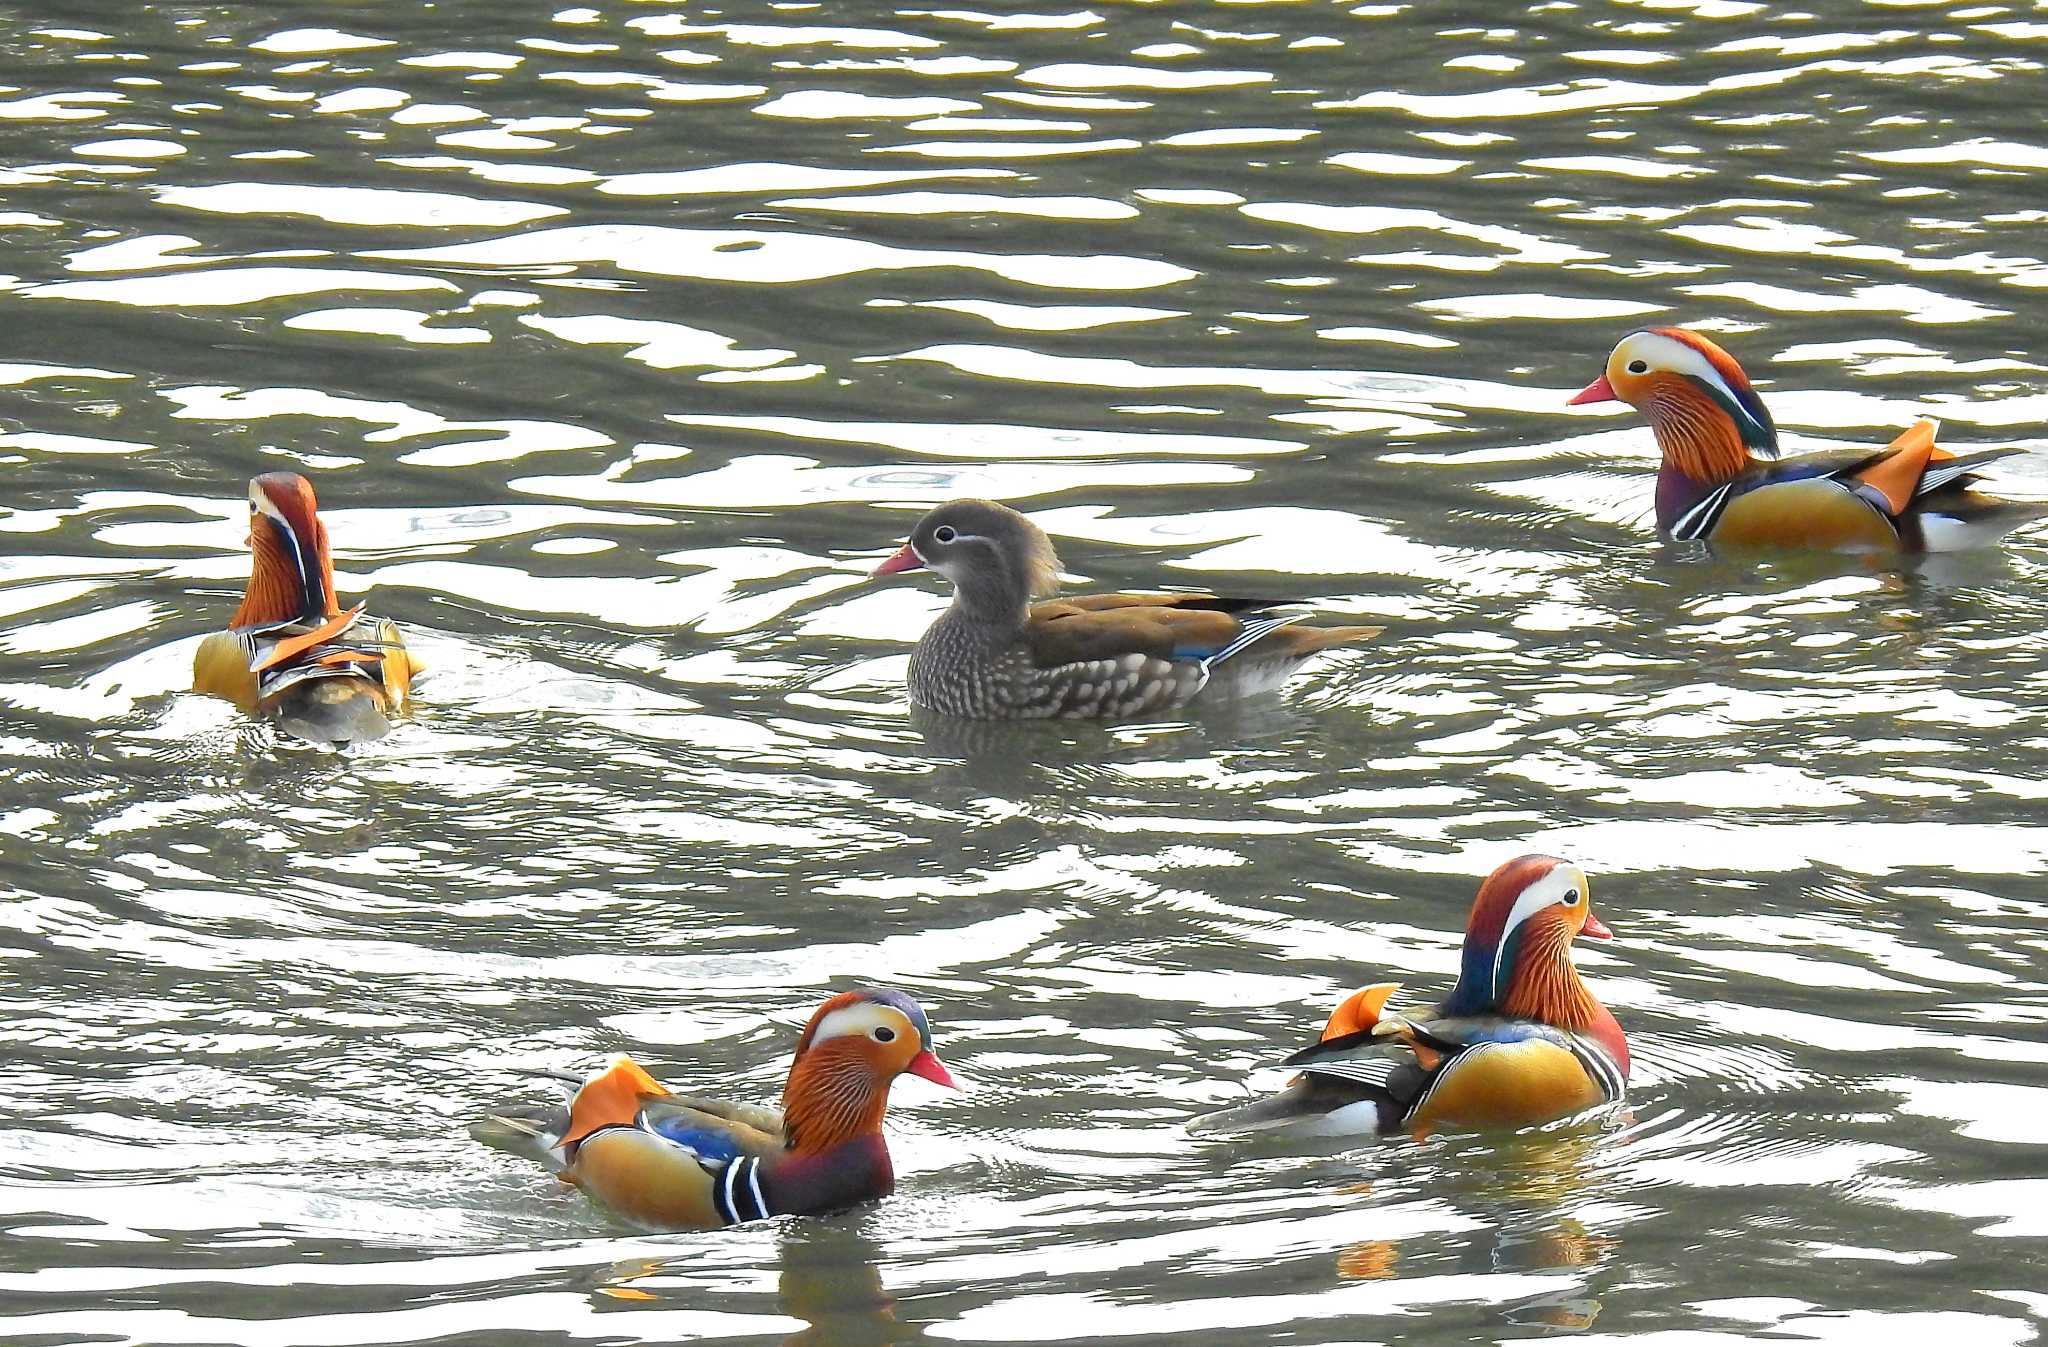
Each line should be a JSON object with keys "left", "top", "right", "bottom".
{"left": 1441, "top": 855, "right": 1611, "bottom": 1022}
{"left": 1570, "top": 327, "right": 1779, "bottom": 485}
{"left": 781, "top": 987, "right": 955, "bottom": 1153}
{"left": 873, "top": 499, "right": 1062, "bottom": 624}
{"left": 232, "top": 471, "right": 340, "bottom": 629}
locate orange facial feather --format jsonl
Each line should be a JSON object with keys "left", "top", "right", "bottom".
{"left": 1500, "top": 919, "right": 1605, "bottom": 1037}
{"left": 1642, "top": 373, "right": 1755, "bottom": 484}
{"left": 781, "top": 1041, "right": 894, "bottom": 1154}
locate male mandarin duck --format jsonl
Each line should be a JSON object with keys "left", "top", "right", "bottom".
{"left": 1571, "top": 327, "right": 2047, "bottom": 551}
{"left": 191, "top": 472, "right": 413, "bottom": 746}
{"left": 1190, "top": 856, "right": 1627, "bottom": 1136}
{"left": 871, "top": 499, "right": 1382, "bottom": 720}
{"left": 474, "top": 988, "right": 956, "bottom": 1230}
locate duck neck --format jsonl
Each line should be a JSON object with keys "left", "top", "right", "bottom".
{"left": 1501, "top": 925, "right": 1629, "bottom": 1075}
{"left": 945, "top": 563, "right": 1031, "bottom": 634}
{"left": 780, "top": 1047, "right": 891, "bottom": 1156}
{"left": 232, "top": 517, "right": 338, "bottom": 628}
{"left": 1645, "top": 388, "right": 1755, "bottom": 487}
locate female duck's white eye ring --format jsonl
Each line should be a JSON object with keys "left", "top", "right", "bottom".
{"left": 933, "top": 525, "right": 956, "bottom": 544}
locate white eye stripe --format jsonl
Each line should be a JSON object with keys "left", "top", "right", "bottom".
{"left": 1619, "top": 332, "right": 1763, "bottom": 436}
{"left": 809, "top": 1002, "right": 910, "bottom": 1046}
{"left": 248, "top": 483, "right": 288, "bottom": 522}
{"left": 1490, "top": 863, "right": 1587, "bottom": 995}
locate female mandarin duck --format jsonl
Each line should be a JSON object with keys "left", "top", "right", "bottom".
{"left": 1190, "top": 856, "right": 1627, "bottom": 1136}
{"left": 191, "top": 472, "right": 413, "bottom": 746}
{"left": 1571, "top": 327, "right": 2046, "bottom": 551}
{"left": 872, "top": 499, "right": 1381, "bottom": 720}
{"left": 475, "top": 988, "right": 956, "bottom": 1230}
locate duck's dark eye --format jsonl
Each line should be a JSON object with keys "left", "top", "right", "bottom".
{"left": 873, "top": 1026, "right": 897, "bottom": 1043}
{"left": 1562, "top": 891, "right": 1581, "bottom": 906}
{"left": 933, "top": 526, "right": 956, "bottom": 544}
{"left": 1627, "top": 359, "right": 1648, "bottom": 374}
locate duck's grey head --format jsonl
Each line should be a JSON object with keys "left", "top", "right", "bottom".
{"left": 873, "top": 499, "right": 1062, "bottom": 619}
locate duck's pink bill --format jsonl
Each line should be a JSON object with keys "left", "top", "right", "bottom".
{"left": 907, "top": 1049, "right": 957, "bottom": 1089}
{"left": 1568, "top": 375, "right": 1618, "bottom": 406}
{"left": 1581, "top": 913, "right": 1614, "bottom": 940}
{"left": 873, "top": 544, "right": 924, "bottom": 577}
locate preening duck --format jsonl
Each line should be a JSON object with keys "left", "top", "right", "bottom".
{"left": 475, "top": 988, "right": 955, "bottom": 1230}
{"left": 1190, "top": 856, "right": 1628, "bottom": 1137}
{"left": 872, "top": 499, "right": 1381, "bottom": 720}
{"left": 191, "top": 472, "right": 412, "bottom": 745}
{"left": 1571, "top": 327, "right": 2046, "bottom": 551}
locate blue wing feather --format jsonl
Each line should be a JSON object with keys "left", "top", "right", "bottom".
{"left": 645, "top": 1117, "right": 748, "bottom": 1165}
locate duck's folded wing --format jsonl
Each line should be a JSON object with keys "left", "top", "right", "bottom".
{"left": 640, "top": 1098, "right": 783, "bottom": 1158}
{"left": 1044, "top": 593, "right": 1288, "bottom": 617}
{"left": 1187, "top": 1002, "right": 1424, "bottom": 1136}
{"left": 1026, "top": 601, "right": 1246, "bottom": 666}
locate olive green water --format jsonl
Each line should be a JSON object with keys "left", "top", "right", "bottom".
{"left": 3, "top": 2, "right": 2047, "bottom": 1344}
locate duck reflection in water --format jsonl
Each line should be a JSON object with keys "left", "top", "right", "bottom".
{"left": 1331, "top": 1131, "right": 1617, "bottom": 1330}
{"left": 777, "top": 1222, "right": 927, "bottom": 1347}
{"left": 589, "top": 1222, "right": 924, "bottom": 1347}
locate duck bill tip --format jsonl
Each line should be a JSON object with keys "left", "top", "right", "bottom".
{"left": 906, "top": 1049, "right": 957, "bottom": 1090}
{"left": 1567, "top": 375, "right": 1619, "bottom": 407}
{"left": 872, "top": 544, "right": 923, "bottom": 578}
{"left": 1580, "top": 913, "right": 1614, "bottom": 941}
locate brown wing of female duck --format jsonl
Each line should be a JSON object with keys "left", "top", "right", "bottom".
{"left": 1019, "top": 596, "right": 1380, "bottom": 718}
{"left": 191, "top": 472, "right": 413, "bottom": 745}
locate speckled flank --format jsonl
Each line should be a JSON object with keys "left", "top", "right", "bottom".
{"left": 908, "top": 612, "right": 1334, "bottom": 720}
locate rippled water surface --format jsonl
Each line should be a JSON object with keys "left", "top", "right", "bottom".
{"left": 4, "top": 1, "right": 2048, "bottom": 1343}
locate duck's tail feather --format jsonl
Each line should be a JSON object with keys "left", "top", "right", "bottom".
{"left": 1187, "top": 1075, "right": 1401, "bottom": 1134}
{"left": 472, "top": 1108, "right": 569, "bottom": 1168}
{"left": 272, "top": 677, "right": 391, "bottom": 747}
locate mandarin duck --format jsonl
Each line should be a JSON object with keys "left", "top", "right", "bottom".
{"left": 1571, "top": 327, "right": 2047, "bottom": 551}
{"left": 191, "top": 472, "right": 413, "bottom": 745}
{"left": 474, "top": 988, "right": 956, "bottom": 1230}
{"left": 1190, "top": 856, "right": 1627, "bottom": 1137}
{"left": 871, "top": 499, "right": 1382, "bottom": 720}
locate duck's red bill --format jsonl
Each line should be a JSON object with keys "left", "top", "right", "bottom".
{"left": 1580, "top": 913, "right": 1614, "bottom": 940}
{"left": 873, "top": 544, "right": 923, "bottom": 577}
{"left": 907, "top": 1049, "right": 957, "bottom": 1089}
{"left": 1567, "top": 375, "right": 1618, "bottom": 406}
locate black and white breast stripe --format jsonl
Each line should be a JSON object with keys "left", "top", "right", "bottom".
{"left": 1670, "top": 483, "right": 1735, "bottom": 541}
{"left": 709, "top": 1155, "right": 772, "bottom": 1226}
{"left": 1569, "top": 1037, "right": 1627, "bottom": 1103}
